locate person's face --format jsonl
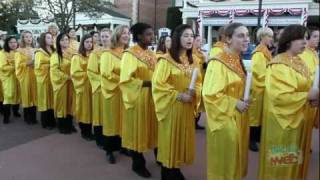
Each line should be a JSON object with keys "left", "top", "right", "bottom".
{"left": 93, "top": 33, "right": 99, "bottom": 44}
{"left": 23, "top": 33, "right": 33, "bottom": 46}
{"left": 49, "top": 27, "right": 58, "bottom": 36}
{"left": 261, "top": 33, "right": 273, "bottom": 47}
{"left": 227, "top": 26, "right": 250, "bottom": 53}
{"left": 164, "top": 36, "right": 171, "bottom": 49}
{"left": 119, "top": 28, "right": 130, "bottom": 46}
{"left": 289, "top": 35, "right": 307, "bottom": 55}
{"left": 308, "top": 30, "right": 319, "bottom": 49}
{"left": 180, "top": 28, "right": 194, "bottom": 50}
{"left": 84, "top": 37, "right": 93, "bottom": 51}
{"left": 45, "top": 33, "right": 53, "bottom": 46}
{"left": 60, "top": 35, "right": 69, "bottom": 49}
{"left": 140, "top": 28, "right": 154, "bottom": 46}
{"left": 8, "top": 38, "right": 18, "bottom": 50}
{"left": 68, "top": 29, "right": 77, "bottom": 39}
{"left": 100, "top": 31, "right": 111, "bottom": 46}
{"left": 193, "top": 36, "right": 201, "bottom": 49}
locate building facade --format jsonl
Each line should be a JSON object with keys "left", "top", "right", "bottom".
{"left": 180, "top": 0, "right": 319, "bottom": 49}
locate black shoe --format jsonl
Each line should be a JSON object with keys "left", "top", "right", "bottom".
{"left": 3, "top": 118, "right": 9, "bottom": 124}
{"left": 132, "top": 167, "right": 151, "bottom": 178}
{"left": 107, "top": 153, "right": 116, "bottom": 164}
{"left": 81, "top": 134, "right": 94, "bottom": 141}
{"left": 13, "top": 112, "right": 21, "bottom": 117}
{"left": 177, "top": 169, "right": 186, "bottom": 180}
{"left": 119, "top": 148, "right": 131, "bottom": 157}
{"left": 195, "top": 124, "right": 205, "bottom": 130}
{"left": 249, "top": 141, "right": 259, "bottom": 152}
{"left": 71, "top": 126, "right": 78, "bottom": 133}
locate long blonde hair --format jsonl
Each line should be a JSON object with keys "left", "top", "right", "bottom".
{"left": 19, "top": 30, "right": 34, "bottom": 48}
{"left": 110, "top": 25, "right": 129, "bottom": 49}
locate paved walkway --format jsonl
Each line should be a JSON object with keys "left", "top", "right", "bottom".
{"left": 0, "top": 114, "right": 318, "bottom": 180}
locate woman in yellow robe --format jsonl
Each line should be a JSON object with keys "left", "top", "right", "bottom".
{"left": 88, "top": 28, "right": 111, "bottom": 149}
{"left": 248, "top": 27, "right": 274, "bottom": 152}
{"left": 209, "top": 26, "right": 227, "bottom": 58}
{"left": 0, "top": 36, "right": 21, "bottom": 124}
{"left": 202, "top": 23, "right": 250, "bottom": 180}
{"left": 152, "top": 24, "right": 202, "bottom": 180}
{"left": 71, "top": 34, "right": 93, "bottom": 141}
{"left": 259, "top": 25, "right": 319, "bottom": 180}
{"left": 50, "top": 32, "right": 76, "bottom": 134}
{"left": 298, "top": 26, "right": 319, "bottom": 179}
{"left": 119, "top": 23, "right": 157, "bottom": 178}
{"left": 67, "top": 28, "right": 79, "bottom": 54}
{"left": 156, "top": 35, "right": 171, "bottom": 58}
{"left": 193, "top": 34, "right": 207, "bottom": 130}
{"left": 100, "top": 25, "right": 129, "bottom": 163}
{"left": 34, "top": 32, "right": 55, "bottom": 129}
{"left": 15, "top": 31, "right": 37, "bottom": 125}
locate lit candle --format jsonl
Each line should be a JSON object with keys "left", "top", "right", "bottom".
{"left": 243, "top": 71, "right": 252, "bottom": 101}
{"left": 312, "top": 66, "right": 319, "bottom": 89}
{"left": 189, "top": 68, "right": 199, "bottom": 90}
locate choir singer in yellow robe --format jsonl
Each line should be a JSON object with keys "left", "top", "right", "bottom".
{"left": 248, "top": 27, "right": 274, "bottom": 152}
{"left": 50, "top": 32, "right": 76, "bottom": 134}
{"left": 0, "top": 36, "right": 21, "bottom": 124}
{"left": 71, "top": 34, "right": 94, "bottom": 141}
{"left": 100, "top": 25, "right": 129, "bottom": 164}
{"left": 35, "top": 32, "right": 55, "bottom": 129}
{"left": 152, "top": 24, "right": 202, "bottom": 180}
{"left": 15, "top": 31, "right": 37, "bottom": 125}
{"left": 209, "top": 26, "right": 227, "bottom": 58}
{"left": 88, "top": 28, "right": 111, "bottom": 149}
{"left": 259, "top": 24, "right": 319, "bottom": 180}
{"left": 202, "top": 23, "right": 250, "bottom": 180}
{"left": 119, "top": 23, "right": 157, "bottom": 178}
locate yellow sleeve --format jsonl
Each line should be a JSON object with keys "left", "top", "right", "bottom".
{"left": 251, "top": 52, "right": 267, "bottom": 92}
{"left": 50, "top": 54, "right": 69, "bottom": 92}
{"left": 71, "top": 55, "right": 87, "bottom": 94}
{"left": 0, "top": 52, "right": 14, "bottom": 78}
{"left": 266, "top": 64, "right": 308, "bottom": 129}
{"left": 87, "top": 52, "right": 101, "bottom": 93}
{"left": 100, "top": 52, "right": 119, "bottom": 99}
{"left": 119, "top": 52, "right": 143, "bottom": 109}
{"left": 202, "top": 60, "right": 238, "bottom": 132}
{"left": 34, "top": 52, "right": 49, "bottom": 83}
{"left": 209, "top": 47, "right": 223, "bottom": 58}
{"left": 14, "top": 51, "right": 27, "bottom": 81}
{"left": 152, "top": 59, "right": 179, "bottom": 121}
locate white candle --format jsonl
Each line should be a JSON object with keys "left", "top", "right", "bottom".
{"left": 312, "top": 66, "right": 319, "bottom": 89}
{"left": 189, "top": 68, "right": 199, "bottom": 90}
{"left": 243, "top": 71, "right": 252, "bottom": 101}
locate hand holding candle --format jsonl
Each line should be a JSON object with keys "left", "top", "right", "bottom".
{"left": 243, "top": 71, "right": 252, "bottom": 101}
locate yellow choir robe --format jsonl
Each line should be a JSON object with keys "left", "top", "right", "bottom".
{"left": 299, "top": 47, "right": 319, "bottom": 177}
{"left": 249, "top": 44, "right": 272, "bottom": 127}
{"left": 87, "top": 47, "right": 106, "bottom": 126}
{"left": 15, "top": 47, "right": 37, "bottom": 108}
{"left": 209, "top": 41, "right": 226, "bottom": 58}
{"left": 71, "top": 53, "right": 92, "bottom": 124}
{"left": 69, "top": 40, "right": 79, "bottom": 53}
{"left": 202, "top": 51, "right": 249, "bottom": 180}
{"left": 0, "top": 50, "right": 20, "bottom": 104}
{"left": 100, "top": 48, "right": 124, "bottom": 136}
{"left": 50, "top": 51, "right": 74, "bottom": 118}
{"left": 193, "top": 48, "right": 206, "bottom": 112}
{"left": 34, "top": 49, "right": 53, "bottom": 111}
{"left": 152, "top": 53, "right": 202, "bottom": 168}
{"left": 119, "top": 45, "right": 157, "bottom": 152}
{"left": 259, "top": 53, "right": 312, "bottom": 180}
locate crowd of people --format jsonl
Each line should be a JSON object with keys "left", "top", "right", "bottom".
{"left": 0, "top": 22, "right": 319, "bottom": 180}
